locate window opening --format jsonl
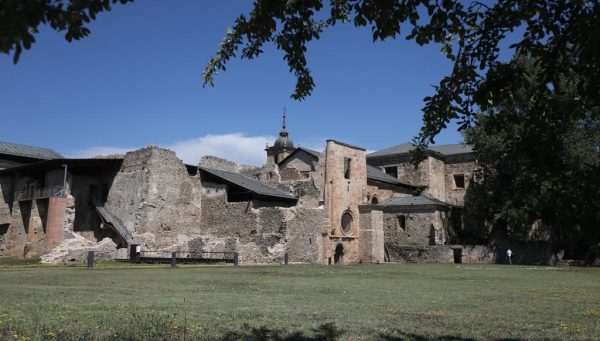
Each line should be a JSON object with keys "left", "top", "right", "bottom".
{"left": 454, "top": 174, "right": 465, "bottom": 188}
{"left": 384, "top": 166, "right": 398, "bottom": 178}
{"left": 344, "top": 158, "right": 351, "bottom": 179}
{"left": 398, "top": 215, "right": 406, "bottom": 230}
{"left": 341, "top": 211, "right": 353, "bottom": 233}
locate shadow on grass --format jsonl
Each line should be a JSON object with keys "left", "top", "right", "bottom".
{"left": 379, "top": 330, "right": 525, "bottom": 341}
{"left": 221, "top": 322, "right": 342, "bottom": 340}
{"left": 220, "top": 324, "right": 528, "bottom": 341}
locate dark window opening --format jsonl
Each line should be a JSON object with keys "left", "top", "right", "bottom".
{"left": 454, "top": 174, "right": 465, "bottom": 188}
{"left": 343, "top": 158, "right": 351, "bottom": 179}
{"left": 334, "top": 244, "right": 344, "bottom": 264}
{"left": 309, "top": 238, "right": 312, "bottom": 245}
{"left": 0, "top": 223, "right": 9, "bottom": 235}
{"left": 371, "top": 196, "right": 379, "bottom": 204}
{"left": 398, "top": 215, "right": 406, "bottom": 229}
{"left": 341, "top": 211, "right": 353, "bottom": 233}
{"left": 384, "top": 166, "right": 398, "bottom": 178}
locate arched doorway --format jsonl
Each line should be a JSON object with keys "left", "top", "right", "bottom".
{"left": 334, "top": 244, "right": 344, "bottom": 264}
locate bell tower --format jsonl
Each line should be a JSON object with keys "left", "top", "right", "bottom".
{"left": 266, "top": 108, "right": 295, "bottom": 164}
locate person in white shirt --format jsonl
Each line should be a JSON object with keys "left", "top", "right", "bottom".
{"left": 506, "top": 248, "right": 513, "bottom": 265}
{"left": 135, "top": 244, "right": 141, "bottom": 263}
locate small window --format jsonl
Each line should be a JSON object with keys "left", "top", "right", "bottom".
{"left": 371, "top": 196, "right": 379, "bottom": 204}
{"left": 454, "top": 174, "right": 465, "bottom": 188}
{"left": 384, "top": 166, "right": 398, "bottom": 178}
{"left": 341, "top": 211, "right": 353, "bottom": 233}
{"left": 344, "top": 158, "right": 351, "bottom": 179}
{"left": 398, "top": 215, "right": 406, "bottom": 229}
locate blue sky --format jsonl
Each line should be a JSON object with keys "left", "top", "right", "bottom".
{"left": 0, "top": 1, "right": 465, "bottom": 165}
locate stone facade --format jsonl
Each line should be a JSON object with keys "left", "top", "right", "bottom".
{"left": 0, "top": 131, "right": 483, "bottom": 265}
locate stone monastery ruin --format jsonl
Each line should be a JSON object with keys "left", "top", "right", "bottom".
{"left": 0, "top": 112, "right": 486, "bottom": 264}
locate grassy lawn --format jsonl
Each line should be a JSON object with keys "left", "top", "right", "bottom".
{"left": 0, "top": 263, "right": 599, "bottom": 340}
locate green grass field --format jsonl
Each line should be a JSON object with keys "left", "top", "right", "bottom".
{"left": 0, "top": 262, "right": 599, "bottom": 340}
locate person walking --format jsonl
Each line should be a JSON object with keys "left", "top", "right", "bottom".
{"left": 135, "top": 244, "right": 142, "bottom": 263}
{"left": 506, "top": 248, "right": 513, "bottom": 265}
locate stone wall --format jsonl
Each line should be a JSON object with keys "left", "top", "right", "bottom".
{"left": 71, "top": 174, "right": 117, "bottom": 241}
{"left": 390, "top": 244, "right": 493, "bottom": 263}
{"left": 444, "top": 159, "right": 476, "bottom": 206}
{"left": 424, "top": 156, "right": 446, "bottom": 200}
{"left": 279, "top": 151, "right": 318, "bottom": 174}
{"left": 105, "top": 146, "right": 202, "bottom": 246}
{"left": 365, "top": 181, "right": 412, "bottom": 204}
{"left": 383, "top": 207, "right": 448, "bottom": 260}
{"left": 284, "top": 207, "right": 323, "bottom": 263}
{"left": 359, "top": 209, "right": 384, "bottom": 263}
{"left": 319, "top": 140, "right": 368, "bottom": 264}
{"left": 199, "top": 179, "right": 322, "bottom": 264}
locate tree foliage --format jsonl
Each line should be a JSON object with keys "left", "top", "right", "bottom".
{"left": 202, "top": 0, "right": 600, "bottom": 153}
{"left": 463, "top": 55, "right": 600, "bottom": 258}
{"left": 0, "top": 0, "right": 133, "bottom": 64}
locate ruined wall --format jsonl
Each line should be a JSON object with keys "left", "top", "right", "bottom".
{"left": 444, "top": 160, "right": 476, "bottom": 206}
{"left": 240, "top": 163, "right": 281, "bottom": 183}
{"left": 6, "top": 200, "right": 49, "bottom": 258}
{"left": 383, "top": 207, "right": 448, "bottom": 261}
{"left": 71, "top": 174, "right": 117, "bottom": 241}
{"left": 284, "top": 207, "right": 323, "bottom": 263}
{"left": 105, "top": 146, "right": 202, "bottom": 247}
{"left": 390, "top": 245, "right": 493, "bottom": 263}
{"left": 198, "top": 179, "right": 322, "bottom": 263}
{"left": 0, "top": 177, "right": 14, "bottom": 256}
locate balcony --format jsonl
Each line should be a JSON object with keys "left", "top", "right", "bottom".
{"left": 16, "top": 186, "right": 66, "bottom": 201}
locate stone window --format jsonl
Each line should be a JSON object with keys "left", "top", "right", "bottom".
{"left": 341, "top": 211, "right": 353, "bottom": 233}
{"left": 371, "top": 196, "right": 379, "bottom": 204}
{"left": 453, "top": 174, "right": 465, "bottom": 188}
{"left": 398, "top": 215, "right": 406, "bottom": 230}
{"left": 385, "top": 166, "right": 398, "bottom": 178}
{"left": 344, "top": 158, "right": 351, "bottom": 179}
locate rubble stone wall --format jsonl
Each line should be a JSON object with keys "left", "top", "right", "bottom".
{"left": 444, "top": 160, "right": 476, "bottom": 206}
{"left": 383, "top": 207, "right": 449, "bottom": 260}
{"left": 105, "top": 146, "right": 202, "bottom": 244}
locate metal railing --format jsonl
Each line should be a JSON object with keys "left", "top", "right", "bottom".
{"left": 130, "top": 250, "right": 239, "bottom": 265}
{"left": 16, "top": 186, "right": 66, "bottom": 201}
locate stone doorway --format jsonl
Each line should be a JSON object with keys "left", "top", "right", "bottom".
{"left": 334, "top": 244, "right": 344, "bottom": 264}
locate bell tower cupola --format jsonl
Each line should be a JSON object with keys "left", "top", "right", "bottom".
{"left": 266, "top": 107, "right": 295, "bottom": 164}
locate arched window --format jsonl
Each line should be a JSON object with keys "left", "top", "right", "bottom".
{"left": 341, "top": 211, "right": 353, "bottom": 233}
{"left": 371, "top": 196, "right": 379, "bottom": 204}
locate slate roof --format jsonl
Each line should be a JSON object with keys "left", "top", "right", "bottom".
{"left": 429, "top": 144, "right": 473, "bottom": 155}
{"left": 367, "top": 142, "right": 473, "bottom": 158}
{"left": 381, "top": 195, "right": 450, "bottom": 207}
{"left": 367, "top": 142, "right": 415, "bottom": 158}
{"left": 366, "top": 165, "right": 415, "bottom": 188}
{"left": 199, "top": 166, "right": 297, "bottom": 201}
{"left": 277, "top": 147, "right": 321, "bottom": 166}
{"left": 0, "top": 141, "right": 63, "bottom": 160}
{"left": 298, "top": 147, "right": 321, "bottom": 158}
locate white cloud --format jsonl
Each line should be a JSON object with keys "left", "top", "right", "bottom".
{"left": 66, "top": 133, "right": 276, "bottom": 166}
{"left": 167, "top": 133, "right": 274, "bottom": 165}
